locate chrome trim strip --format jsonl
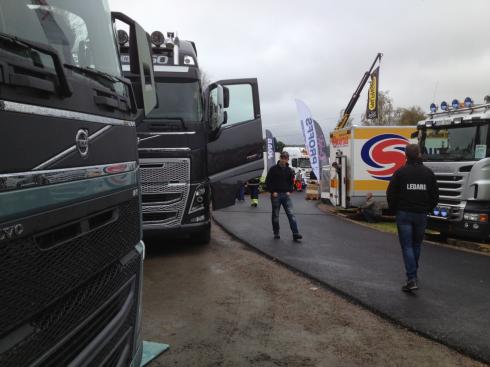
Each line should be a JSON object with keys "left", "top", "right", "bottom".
{"left": 33, "top": 125, "right": 112, "bottom": 170}
{"left": 138, "top": 132, "right": 196, "bottom": 136}
{"left": 0, "top": 100, "right": 135, "bottom": 127}
{"left": 138, "top": 148, "right": 191, "bottom": 152}
{"left": 0, "top": 161, "right": 137, "bottom": 192}
{"left": 122, "top": 65, "right": 190, "bottom": 73}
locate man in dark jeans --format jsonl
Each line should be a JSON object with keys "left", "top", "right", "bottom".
{"left": 265, "top": 151, "right": 302, "bottom": 241}
{"left": 387, "top": 144, "right": 439, "bottom": 292}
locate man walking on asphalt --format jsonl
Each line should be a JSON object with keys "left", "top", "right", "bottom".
{"left": 387, "top": 144, "right": 439, "bottom": 292}
{"left": 265, "top": 151, "right": 303, "bottom": 241}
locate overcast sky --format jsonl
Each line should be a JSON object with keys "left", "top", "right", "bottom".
{"left": 110, "top": 0, "right": 490, "bottom": 144}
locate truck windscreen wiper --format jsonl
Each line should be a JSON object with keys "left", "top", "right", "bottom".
{"left": 64, "top": 64, "right": 135, "bottom": 113}
{"left": 64, "top": 64, "right": 121, "bottom": 84}
{"left": 0, "top": 32, "right": 72, "bottom": 96}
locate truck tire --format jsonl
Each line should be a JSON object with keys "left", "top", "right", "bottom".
{"left": 194, "top": 226, "right": 211, "bottom": 245}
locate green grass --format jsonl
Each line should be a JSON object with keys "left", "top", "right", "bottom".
{"left": 363, "top": 221, "right": 398, "bottom": 234}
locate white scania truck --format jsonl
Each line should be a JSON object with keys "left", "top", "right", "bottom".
{"left": 417, "top": 99, "right": 490, "bottom": 242}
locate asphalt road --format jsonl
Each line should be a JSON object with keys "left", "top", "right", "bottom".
{"left": 141, "top": 222, "right": 483, "bottom": 367}
{"left": 213, "top": 192, "right": 490, "bottom": 364}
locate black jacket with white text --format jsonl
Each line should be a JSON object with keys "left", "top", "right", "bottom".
{"left": 386, "top": 161, "right": 439, "bottom": 213}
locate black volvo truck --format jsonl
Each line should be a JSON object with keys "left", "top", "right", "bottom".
{"left": 0, "top": 1, "right": 156, "bottom": 366}
{"left": 120, "top": 31, "right": 264, "bottom": 243}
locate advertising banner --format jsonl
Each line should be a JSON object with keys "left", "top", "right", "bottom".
{"left": 366, "top": 66, "right": 380, "bottom": 120}
{"left": 295, "top": 99, "right": 320, "bottom": 179}
{"left": 265, "top": 129, "right": 276, "bottom": 172}
{"left": 313, "top": 120, "right": 329, "bottom": 170}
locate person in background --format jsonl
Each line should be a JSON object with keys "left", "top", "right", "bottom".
{"left": 265, "top": 151, "right": 303, "bottom": 241}
{"left": 236, "top": 184, "right": 245, "bottom": 202}
{"left": 247, "top": 177, "right": 260, "bottom": 207}
{"left": 309, "top": 170, "right": 317, "bottom": 182}
{"left": 359, "top": 192, "right": 381, "bottom": 223}
{"left": 387, "top": 144, "right": 439, "bottom": 292}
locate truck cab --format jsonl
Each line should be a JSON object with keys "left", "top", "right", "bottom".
{"left": 0, "top": 2, "right": 156, "bottom": 365}
{"left": 120, "top": 31, "right": 264, "bottom": 243}
{"left": 287, "top": 146, "right": 312, "bottom": 182}
{"left": 417, "top": 99, "right": 490, "bottom": 242}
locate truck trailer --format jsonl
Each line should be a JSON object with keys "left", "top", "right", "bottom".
{"left": 0, "top": 2, "right": 156, "bottom": 365}
{"left": 417, "top": 99, "right": 490, "bottom": 242}
{"left": 120, "top": 31, "right": 264, "bottom": 244}
{"left": 329, "top": 126, "right": 416, "bottom": 209}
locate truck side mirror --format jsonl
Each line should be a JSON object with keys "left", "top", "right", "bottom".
{"left": 206, "top": 84, "right": 225, "bottom": 134}
{"left": 223, "top": 86, "right": 230, "bottom": 109}
{"left": 112, "top": 12, "right": 157, "bottom": 116}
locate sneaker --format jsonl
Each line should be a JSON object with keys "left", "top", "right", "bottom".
{"left": 293, "top": 233, "right": 303, "bottom": 241}
{"left": 402, "top": 280, "right": 418, "bottom": 292}
{"left": 274, "top": 233, "right": 280, "bottom": 239}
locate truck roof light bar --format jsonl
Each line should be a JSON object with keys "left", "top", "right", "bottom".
{"left": 427, "top": 102, "right": 490, "bottom": 118}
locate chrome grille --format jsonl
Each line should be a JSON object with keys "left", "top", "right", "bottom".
{"left": 430, "top": 171, "right": 468, "bottom": 221}
{"left": 140, "top": 159, "right": 189, "bottom": 183}
{"left": 140, "top": 158, "right": 190, "bottom": 227}
{"left": 434, "top": 173, "right": 466, "bottom": 206}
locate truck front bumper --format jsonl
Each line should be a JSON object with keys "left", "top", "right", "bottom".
{"left": 428, "top": 204, "right": 490, "bottom": 242}
{"left": 143, "top": 220, "right": 211, "bottom": 238}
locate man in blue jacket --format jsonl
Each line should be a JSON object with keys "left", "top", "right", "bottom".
{"left": 265, "top": 151, "right": 302, "bottom": 241}
{"left": 387, "top": 144, "right": 439, "bottom": 292}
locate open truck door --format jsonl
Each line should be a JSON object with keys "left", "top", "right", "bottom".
{"left": 205, "top": 78, "right": 263, "bottom": 210}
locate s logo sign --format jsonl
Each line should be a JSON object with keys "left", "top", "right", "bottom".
{"left": 361, "top": 134, "right": 409, "bottom": 180}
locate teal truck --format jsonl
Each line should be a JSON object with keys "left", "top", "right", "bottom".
{"left": 0, "top": 1, "right": 156, "bottom": 366}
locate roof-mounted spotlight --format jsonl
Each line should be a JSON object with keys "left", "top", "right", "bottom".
{"left": 441, "top": 101, "right": 448, "bottom": 111}
{"left": 430, "top": 103, "right": 438, "bottom": 113}
{"left": 452, "top": 99, "right": 460, "bottom": 109}
{"left": 117, "top": 30, "right": 129, "bottom": 46}
{"left": 151, "top": 31, "right": 165, "bottom": 47}
{"left": 464, "top": 97, "right": 473, "bottom": 108}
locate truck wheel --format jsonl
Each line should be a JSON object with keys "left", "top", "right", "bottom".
{"left": 194, "top": 226, "right": 211, "bottom": 245}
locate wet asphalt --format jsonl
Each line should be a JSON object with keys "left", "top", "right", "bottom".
{"left": 213, "top": 192, "right": 490, "bottom": 364}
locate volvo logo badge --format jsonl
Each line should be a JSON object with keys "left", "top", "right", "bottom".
{"left": 0, "top": 224, "right": 24, "bottom": 242}
{"left": 76, "top": 129, "right": 89, "bottom": 158}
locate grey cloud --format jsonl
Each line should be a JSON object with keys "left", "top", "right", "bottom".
{"left": 110, "top": 0, "right": 490, "bottom": 143}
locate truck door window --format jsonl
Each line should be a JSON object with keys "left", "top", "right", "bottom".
{"left": 224, "top": 84, "right": 254, "bottom": 125}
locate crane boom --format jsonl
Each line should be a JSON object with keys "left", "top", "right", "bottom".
{"left": 336, "top": 53, "right": 383, "bottom": 130}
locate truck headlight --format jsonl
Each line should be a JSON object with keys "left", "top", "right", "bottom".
{"left": 463, "top": 213, "right": 488, "bottom": 222}
{"left": 189, "top": 185, "right": 206, "bottom": 214}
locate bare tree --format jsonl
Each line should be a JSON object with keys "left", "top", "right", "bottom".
{"left": 398, "top": 106, "right": 426, "bottom": 126}
{"left": 200, "top": 70, "right": 211, "bottom": 90}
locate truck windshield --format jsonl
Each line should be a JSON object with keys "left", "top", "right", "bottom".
{"left": 298, "top": 158, "right": 311, "bottom": 168}
{"left": 0, "top": 0, "right": 121, "bottom": 77}
{"left": 148, "top": 80, "right": 203, "bottom": 122}
{"left": 420, "top": 123, "right": 490, "bottom": 161}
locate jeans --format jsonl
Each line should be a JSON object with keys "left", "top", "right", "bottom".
{"left": 271, "top": 193, "right": 299, "bottom": 234}
{"left": 236, "top": 186, "right": 245, "bottom": 201}
{"left": 396, "top": 210, "right": 428, "bottom": 282}
{"left": 361, "top": 208, "right": 379, "bottom": 223}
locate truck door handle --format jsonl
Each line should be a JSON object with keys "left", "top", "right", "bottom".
{"left": 246, "top": 153, "right": 260, "bottom": 161}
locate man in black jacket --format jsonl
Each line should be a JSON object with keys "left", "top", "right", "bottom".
{"left": 265, "top": 151, "right": 302, "bottom": 241}
{"left": 387, "top": 144, "right": 439, "bottom": 292}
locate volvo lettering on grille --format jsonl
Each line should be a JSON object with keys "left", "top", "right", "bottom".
{"left": 0, "top": 224, "right": 24, "bottom": 242}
